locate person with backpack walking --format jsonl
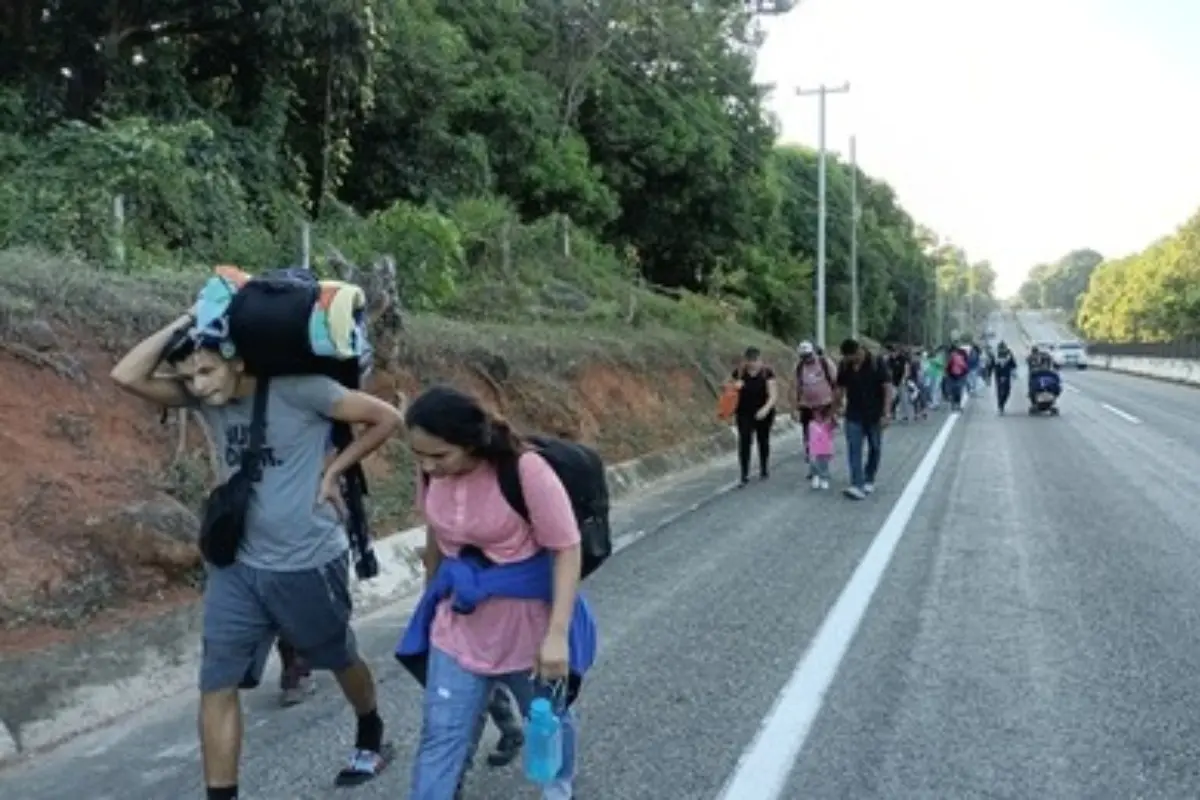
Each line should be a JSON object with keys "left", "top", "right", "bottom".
{"left": 110, "top": 313, "right": 402, "bottom": 799}
{"left": 835, "top": 338, "right": 893, "bottom": 500}
{"left": 944, "top": 342, "right": 971, "bottom": 411}
{"left": 732, "top": 347, "right": 779, "bottom": 485}
{"left": 793, "top": 340, "right": 839, "bottom": 481}
{"left": 395, "top": 386, "right": 599, "bottom": 800}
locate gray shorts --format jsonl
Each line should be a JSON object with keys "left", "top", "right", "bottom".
{"left": 199, "top": 554, "right": 359, "bottom": 693}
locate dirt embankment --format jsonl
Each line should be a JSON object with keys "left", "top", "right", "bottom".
{"left": 0, "top": 250, "right": 795, "bottom": 656}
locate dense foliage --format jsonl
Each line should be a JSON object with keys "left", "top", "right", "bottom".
{"left": 1015, "top": 249, "right": 1104, "bottom": 313}
{"left": 0, "top": 0, "right": 992, "bottom": 343}
{"left": 1074, "top": 210, "right": 1200, "bottom": 342}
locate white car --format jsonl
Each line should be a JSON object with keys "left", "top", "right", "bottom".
{"left": 1052, "top": 340, "right": 1089, "bottom": 369}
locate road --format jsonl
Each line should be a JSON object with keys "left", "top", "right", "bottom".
{"left": 6, "top": 315, "right": 1200, "bottom": 799}
{"left": 1016, "top": 308, "right": 1071, "bottom": 346}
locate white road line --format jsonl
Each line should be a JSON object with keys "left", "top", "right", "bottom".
{"left": 716, "top": 398, "right": 966, "bottom": 800}
{"left": 1101, "top": 402, "right": 1141, "bottom": 424}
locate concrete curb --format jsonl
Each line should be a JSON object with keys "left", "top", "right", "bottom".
{"left": 0, "top": 416, "right": 798, "bottom": 764}
{"left": 1089, "top": 353, "right": 1200, "bottom": 388}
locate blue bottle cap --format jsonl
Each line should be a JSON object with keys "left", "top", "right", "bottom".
{"left": 530, "top": 697, "right": 552, "bottom": 717}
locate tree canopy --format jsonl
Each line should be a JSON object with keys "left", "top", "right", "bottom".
{"left": 0, "top": 0, "right": 991, "bottom": 343}
{"left": 1015, "top": 249, "right": 1104, "bottom": 313}
{"left": 1075, "top": 209, "right": 1200, "bottom": 342}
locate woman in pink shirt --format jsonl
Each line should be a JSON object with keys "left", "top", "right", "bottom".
{"left": 403, "top": 386, "right": 583, "bottom": 800}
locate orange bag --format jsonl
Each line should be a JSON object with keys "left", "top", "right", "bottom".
{"left": 717, "top": 381, "right": 740, "bottom": 420}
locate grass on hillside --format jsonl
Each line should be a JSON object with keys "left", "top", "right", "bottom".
{"left": 0, "top": 248, "right": 809, "bottom": 533}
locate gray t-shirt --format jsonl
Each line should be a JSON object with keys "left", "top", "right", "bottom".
{"left": 199, "top": 376, "right": 350, "bottom": 571}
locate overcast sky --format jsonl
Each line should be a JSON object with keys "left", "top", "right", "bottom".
{"left": 755, "top": 0, "right": 1200, "bottom": 295}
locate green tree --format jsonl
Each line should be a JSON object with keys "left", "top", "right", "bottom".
{"left": 0, "top": 0, "right": 992, "bottom": 342}
{"left": 1077, "top": 211, "right": 1200, "bottom": 342}
{"left": 1015, "top": 248, "right": 1103, "bottom": 311}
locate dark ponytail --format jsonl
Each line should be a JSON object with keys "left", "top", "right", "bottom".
{"left": 405, "top": 384, "right": 524, "bottom": 464}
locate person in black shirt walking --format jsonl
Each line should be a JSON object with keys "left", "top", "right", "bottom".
{"left": 731, "top": 346, "right": 779, "bottom": 485}
{"left": 992, "top": 341, "right": 1018, "bottom": 414}
{"left": 835, "top": 338, "right": 893, "bottom": 500}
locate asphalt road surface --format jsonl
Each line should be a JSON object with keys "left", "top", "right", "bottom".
{"left": 6, "top": 318, "right": 1200, "bottom": 799}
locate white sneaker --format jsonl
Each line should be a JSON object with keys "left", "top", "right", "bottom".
{"left": 864, "top": 482, "right": 875, "bottom": 494}
{"left": 811, "top": 475, "right": 822, "bottom": 489}
{"left": 843, "top": 486, "right": 867, "bottom": 500}
{"left": 820, "top": 479, "right": 830, "bottom": 490}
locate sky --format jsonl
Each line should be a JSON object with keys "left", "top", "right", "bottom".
{"left": 755, "top": 0, "right": 1200, "bottom": 296}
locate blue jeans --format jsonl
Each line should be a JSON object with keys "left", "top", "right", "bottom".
{"left": 410, "top": 647, "right": 577, "bottom": 800}
{"left": 844, "top": 419, "right": 882, "bottom": 489}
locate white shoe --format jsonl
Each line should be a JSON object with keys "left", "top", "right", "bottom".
{"left": 820, "top": 479, "right": 830, "bottom": 490}
{"left": 864, "top": 482, "right": 875, "bottom": 494}
{"left": 810, "top": 475, "right": 822, "bottom": 490}
{"left": 843, "top": 486, "right": 867, "bottom": 500}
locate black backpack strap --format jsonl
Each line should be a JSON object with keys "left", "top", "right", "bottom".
{"left": 330, "top": 420, "right": 371, "bottom": 559}
{"left": 496, "top": 455, "right": 530, "bottom": 524}
{"left": 242, "top": 377, "right": 271, "bottom": 481}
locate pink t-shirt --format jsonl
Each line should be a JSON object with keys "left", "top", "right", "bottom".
{"left": 797, "top": 357, "right": 838, "bottom": 408}
{"left": 807, "top": 418, "right": 834, "bottom": 458}
{"left": 418, "top": 452, "right": 581, "bottom": 675}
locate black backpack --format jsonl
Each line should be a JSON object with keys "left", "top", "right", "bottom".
{"left": 498, "top": 436, "right": 613, "bottom": 579}
{"left": 419, "top": 437, "right": 612, "bottom": 579}
{"left": 198, "top": 378, "right": 269, "bottom": 567}
{"left": 224, "top": 268, "right": 379, "bottom": 579}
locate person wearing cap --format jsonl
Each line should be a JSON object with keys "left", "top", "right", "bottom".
{"left": 793, "top": 340, "right": 840, "bottom": 484}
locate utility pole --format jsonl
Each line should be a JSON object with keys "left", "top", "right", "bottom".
{"left": 848, "top": 134, "right": 860, "bottom": 339}
{"left": 797, "top": 82, "right": 850, "bottom": 350}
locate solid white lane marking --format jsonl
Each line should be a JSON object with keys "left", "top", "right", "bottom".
{"left": 1101, "top": 402, "right": 1141, "bottom": 424}
{"left": 716, "top": 398, "right": 966, "bottom": 800}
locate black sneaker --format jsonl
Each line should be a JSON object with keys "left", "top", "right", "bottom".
{"left": 486, "top": 730, "right": 524, "bottom": 767}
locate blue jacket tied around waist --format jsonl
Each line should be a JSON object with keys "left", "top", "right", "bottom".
{"left": 395, "top": 550, "right": 597, "bottom": 706}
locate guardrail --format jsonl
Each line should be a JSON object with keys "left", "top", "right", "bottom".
{"left": 1088, "top": 340, "right": 1200, "bottom": 358}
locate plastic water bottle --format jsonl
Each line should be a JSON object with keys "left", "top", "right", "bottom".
{"left": 523, "top": 697, "right": 563, "bottom": 784}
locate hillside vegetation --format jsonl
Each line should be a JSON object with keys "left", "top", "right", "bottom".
{"left": 1017, "top": 210, "right": 1200, "bottom": 344}
{"left": 0, "top": 1, "right": 1002, "bottom": 643}
{"left": 1, "top": 0, "right": 986, "bottom": 343}
{"left": 1015, "top": 249, "right": 1104, "bottom": 314}
{"left": 1076, "top": 209, "right": 1200, "bottom": 343}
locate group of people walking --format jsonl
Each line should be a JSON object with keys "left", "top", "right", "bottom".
{"left": 729, "top": 334, "right": 1027, "bottom": 497}
{"left": 729, "top": 337, "right": 896, "bottom": 500}
{"left": 108, "top": 292, "right": 1038, "bottom": 800}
